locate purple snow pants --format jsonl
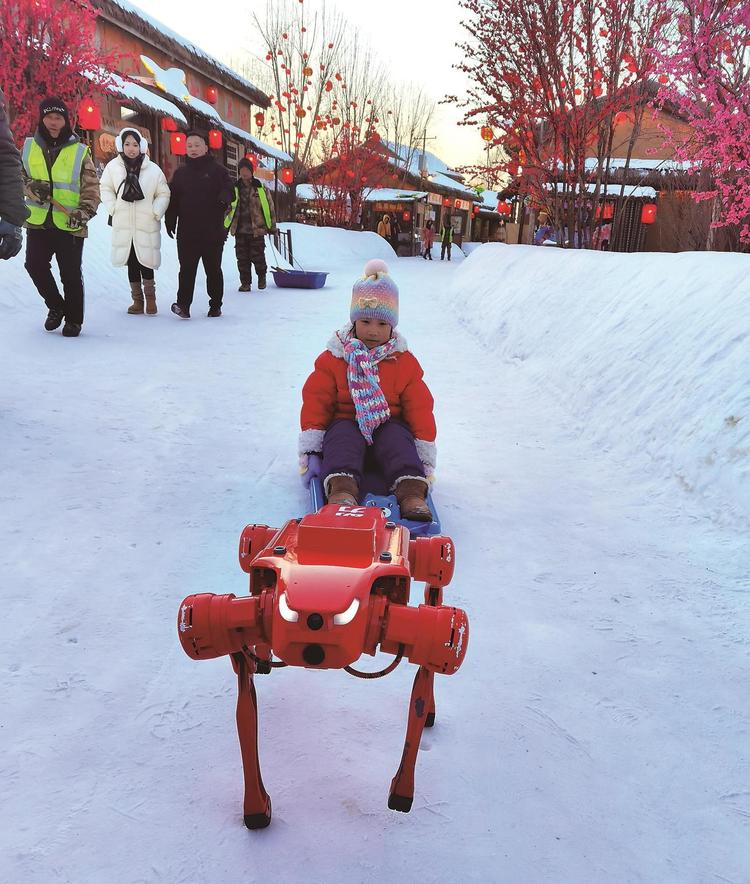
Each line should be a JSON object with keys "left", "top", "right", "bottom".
{"left": 322, "top": 418, "right": 426, "bottom": 491}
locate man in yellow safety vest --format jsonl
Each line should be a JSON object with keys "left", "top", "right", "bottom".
{"left": 21, "top": 96, "right": 100, "bottom": 337}
{"left": 230, "top": 156, "right": 278, "bottom": 292}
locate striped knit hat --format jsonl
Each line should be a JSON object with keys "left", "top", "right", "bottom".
{"left": 350, "top": 259, "right": 399, "bottom": 328}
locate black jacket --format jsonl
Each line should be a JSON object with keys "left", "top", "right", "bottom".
{"left": 165, "top": 154, "right": 233, "bottom": 243}
{"left": 0, "top": 89, "right": 28, "bottom": 227}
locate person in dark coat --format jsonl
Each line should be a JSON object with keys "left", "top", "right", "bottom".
{"left": 439, "top": 215, "right": 453, "bottom": 261}
{"left": 230, "top": 156, "right": 277, "bottom": 292}
{"left": 21, "top": 96, "right": 101, "bottom": 337}
{"left": 165, "top": 131, "right": 234, "bottom": 318}
{"left": 0, "top": 88, "right": 28, "bottom": 260}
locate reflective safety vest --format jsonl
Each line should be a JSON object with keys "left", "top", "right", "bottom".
{"left": 441, "top": 225, "right": 453, "bottom": 243}
{"left": 225, "top": 184, "right": 240, "bottom": 229}
{"left": 256, "top": 184, "right": 273, "bottom": 230}
{"left": 22, "top": 137, "right": 89, "bottom": 232}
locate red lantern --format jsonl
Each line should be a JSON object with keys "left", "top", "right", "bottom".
{"left": 205, "top": 85, "right": 218, "bottom": 104}
{"left": 208, "top": 129, "right": 223, "bottom": 150}
{"left": 473, "top": 205, "right": 480, "bottom": 216}
{"left": 497, "top": 201, "right": 511, "bottom": 215}
{"left": 281, "top": 167, "right": 294, "bottom": 185}
{"left": 402, "top": 210, "right": 411, "bottom": 222}
{"left": 603, "top": 202, "right": 614, "bottom": 220}
{"left": 254, "top": 111, "right": 265, "bottom": 128}
{"left": 640, "top": 203, "right": 657, "bottom": 224}
{"left": 78, "top": 98, "right": 101, "bottom": 131}
{"left": 480, "top": 125, "right": 494, "bottom": 142}
{"left": 170, "top": 132, "right": 186, "bottom": 156}
{"left": 244, "top": 152, "right": 258, "bottom": 169}
{"left": 161, "top": 116, "right": 178, "bottom": 132}
{"left": 442, "top": 197, "right": 451, "bottom": 207}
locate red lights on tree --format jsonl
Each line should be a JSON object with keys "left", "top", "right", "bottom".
{"left": 170, "top": 133, "right": 186, "bottom": 155}
{"left": 208, "top": 129, "right": 223, "bottom": 150}
{"left": 77, "top": 98, "right": 101, "bottom": 130}
{"left": 205, "top": 85, "right": 218, "bottom": 104}
{"left": 640, "top": 203, "right": 657, "bottom": 224}
{"left": 281, "top": 167, "right": 294, "bottom": 185}
{"left": 161, "top": 116, "right": 178, "bottom": 132}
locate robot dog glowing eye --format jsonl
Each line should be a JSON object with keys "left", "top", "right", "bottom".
{"left": 333, "top": 598, "right": 359, "bottom": 626}
{"left": 278, "top": 593, "right": 299, "bottom": 623}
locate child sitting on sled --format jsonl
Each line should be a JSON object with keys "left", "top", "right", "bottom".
{"left": 299, "top": 259, "right": 436, "bottom": 521}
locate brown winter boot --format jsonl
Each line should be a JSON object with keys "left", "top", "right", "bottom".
{"left": 326, "top": 474, "right": 359, "bottom": 507}
{"left": 395, "top": 477, "right": 432, "bottom": 522}
{"left": 127, "top": 280, "right": 144, "bottom": 314}
{"left": 143, "top": 279, "right": 157, "bottom": 315}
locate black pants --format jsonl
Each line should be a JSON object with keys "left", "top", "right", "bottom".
{"left": 25, "top": 228, "right": 85, "bottom": 324}
{"left": 234, "top": 234, "right": 267, "bottom": 286}
{"left": 441, "top": 241, "right": 452, "bottom": 260}
{"left": 422, "top": 245, "right": 433, "bottom": 260}
{"left": 176, "top": 237, "right": 225, "bottom": 309}
{"left": 127, "top": 245, "right": 154, "bottom": 283}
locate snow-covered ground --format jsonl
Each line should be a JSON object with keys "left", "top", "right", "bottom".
{"left": 1, "top": 218, "right": 748, "bottom": 883}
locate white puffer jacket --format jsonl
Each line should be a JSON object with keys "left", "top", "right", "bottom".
{"left": 100, "top": 154, "right": 171, "bottom": 269}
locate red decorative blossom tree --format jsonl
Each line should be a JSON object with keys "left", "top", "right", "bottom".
{"left": 0, "top": 0, "right": 116, "bottom": 146}
{"left": 657, "top": 0, "right": 750, "bottom": 246}
{"left": 452, "top": 0, "right": 672, "bottom": 247}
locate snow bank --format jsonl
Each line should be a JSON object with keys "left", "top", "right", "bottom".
{"left": 454, "top": 244, "right": 750, "bottom": 530}
{"left": 280, "top": 222, "right": 395, "bottom": 271}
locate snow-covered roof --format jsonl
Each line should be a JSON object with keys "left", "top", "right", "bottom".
{"left": 585, "top": 157, "right": 692, "bottom": 172}
{"left": 384, "top": 141, "right": 479, "bottom": 198}
{"left": 547, "top": 182, "right": 657, "bottom": 198}
{"left": 220, "top": 120, "right": 291, "bottom": 163}
{"left": 98, "top": 0, "right": 267, "bottom": 105}
{"left": 94, "top": 69, "right": 188, "bottom": 125}
{"left": 138, "top": 57, "right": 290, "bottom": 161}
{"left": 363, "top": 189, "right": 428, "bottom": 202}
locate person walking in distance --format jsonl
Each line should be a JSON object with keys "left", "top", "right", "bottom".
{"left": 21, "top": 96, "right": 101, "bottom": 337}
{"left": 439, "top": 215, "right": 453, "bottom": 261}
{"left": 165, "top": 131, "right": 234, "bottom": 318}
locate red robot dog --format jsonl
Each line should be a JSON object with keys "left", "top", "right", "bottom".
{"left": 177, "top": 503, "right": 469, "bottom": 829}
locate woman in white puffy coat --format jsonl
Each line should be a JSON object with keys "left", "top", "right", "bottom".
{"left": 100, "top": 127, "right": 170, "bottom": 314}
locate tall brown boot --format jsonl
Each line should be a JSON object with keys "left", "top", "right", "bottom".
{"left": 395, "top": 477, "right": 432, "bottom": 522}
{"left": 143, "top": 278, "right": 157, "bottom": 315}
{"left": 326, "top": 474, "right": 359, "bottom": 506}
{"left": 127, "top": 280, "right": 144, "bottom": 314}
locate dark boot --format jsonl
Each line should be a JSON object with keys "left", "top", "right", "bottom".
{"left": 326, "top": 474, "right": 359, "bottom": 506}
{"left": 143, "top": 279, "right": 157, "bottom": 315}
{"left": 207, "top": 305, "right": 222, "bottom": 317}
{"left": 44, "top": 309, "right": 64, "bottom": 331}
{"left": 258, "top": 274, "right": 267, "bottom": 290}
{"left": 61, "top": 321, "right": 81, "bottom": 338}
{"left": 395, "top": 477, "right": 432, "bottom": 522}
{"left": 171, "top": 303, "right": 190, "bottom": 319}
{"left": 238, "top": 283, "right": 251, "bottom": 292}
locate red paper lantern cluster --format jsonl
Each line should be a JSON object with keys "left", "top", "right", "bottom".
{"left": 161, "top": 116, "right": 178, "bottom": 132}
{"left": 78, "top": 98, "right": 101, "bottom": 131}
{"left": 205, "top": 85, "right": 218, "bottom": 104}
{"left": 170, "top": 133, "right": 186, "bottom": 156}
{"left": 208, "top": 129, "right": 223, "bottom": 150}
{"left": 640, "top": 203, "right": 657, "bottom": 224}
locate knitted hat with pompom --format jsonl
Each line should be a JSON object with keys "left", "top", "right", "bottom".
{"left": 350, "top": 259, "right": 399, "bottom": 328}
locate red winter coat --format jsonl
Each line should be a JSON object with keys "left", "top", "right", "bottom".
{"left": 299, "top": 325, "right": 437, "bottom": 472}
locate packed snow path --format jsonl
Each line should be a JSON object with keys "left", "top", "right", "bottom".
{"left": 1, "top": 228, "right": 748, "bottom": 883}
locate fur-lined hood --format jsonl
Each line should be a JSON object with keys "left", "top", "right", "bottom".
{"left": 326, "top": 322, "right": 408, "bottom": 358}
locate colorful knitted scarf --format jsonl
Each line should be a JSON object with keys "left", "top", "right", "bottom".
{"left": 342, "top": 334, "right": 397, "bottom": 444}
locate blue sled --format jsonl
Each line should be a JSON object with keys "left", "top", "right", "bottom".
{"left": 306, "top": 454, "right": 441, "bottom": 538}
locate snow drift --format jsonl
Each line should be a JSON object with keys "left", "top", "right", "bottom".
{"left": 454, "top": 243, "right": 750, "bottom": 531}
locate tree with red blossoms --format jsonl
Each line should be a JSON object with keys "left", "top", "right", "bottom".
{"left": 451, "top": 0, "right": 672, "bottom": 247}
{"left": 0, "top": 0, "right": 116, "bottom": 146}
{"left": 657, "top": 0, "right": 750, "bottom": 247}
